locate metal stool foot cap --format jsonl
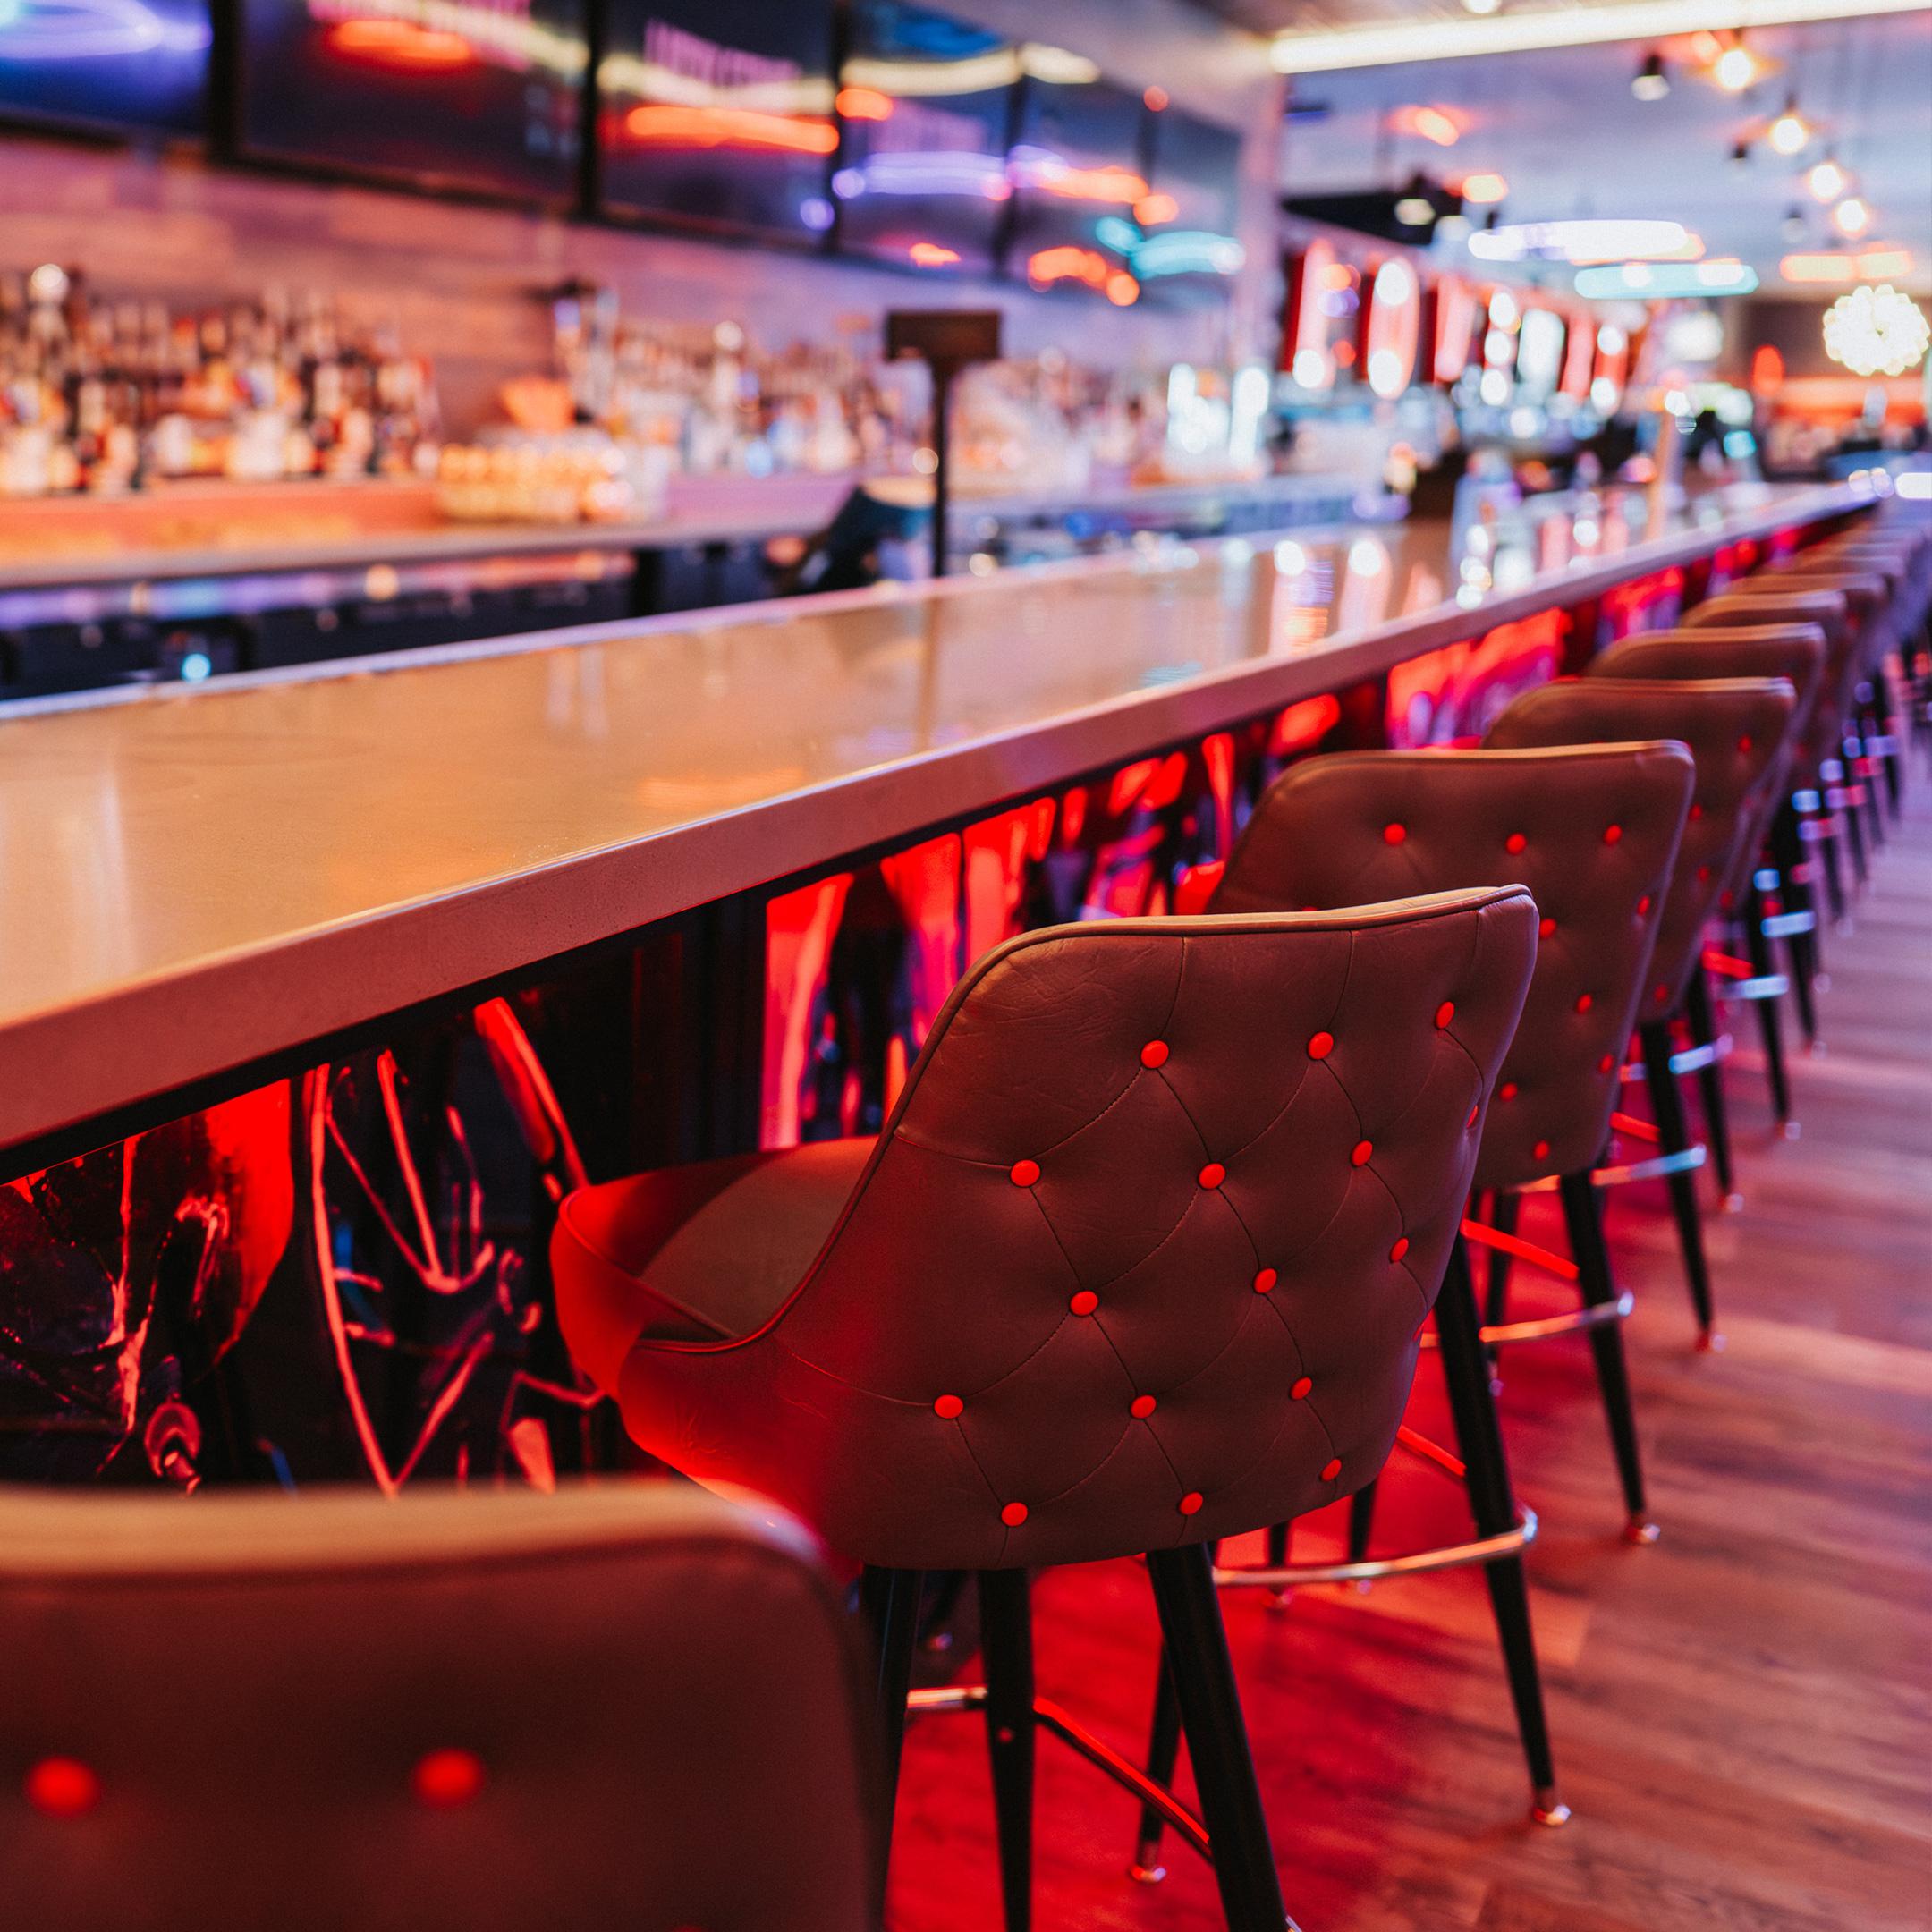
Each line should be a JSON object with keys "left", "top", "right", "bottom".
{"left": 1127, "top": 1859, "right": 1167, "bottom": 1887}
{"left": 1623, "top": 1515, "right": 1662, "bottom": 1546}
{"left": 1530, "top": 1791, "right": 1572, "bottom": 1827}
{"left": 1697, "top": 1326, "right": 1725, "bottom": 1353}
{"left": 1722, "top": 1191, "right": 1746, "bottom": 1214}
{"left": 1265, "top": 1586, "right": 1296, "bottom": 1614}
{"left": 1780, "top": 1120, "right": 1803, "bottom": 1141}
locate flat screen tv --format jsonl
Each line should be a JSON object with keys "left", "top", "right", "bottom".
{"left": 0, "top": 0, "right": 209, "bottom": 139}
{"left": 1005, "top": 73, "right": 1146, "bottom": 303}
{"left": 240, "top": 0, "right": 588, "bottom": 205}
{"left": 1138, "top": 106, "right": 1245, "bottom": 306}
{"left": 597, "top": 0, "right": 837, "bottom": 243}
{"left": 832, "top": 0, "right": 1016, "bottom": 277}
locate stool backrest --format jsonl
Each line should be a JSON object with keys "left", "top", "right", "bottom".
{"left": 1211, "top": 745, "right": 1691, "bottom": 1193}
{"left": 1487, "top": 678, "right": 1793, "bottom": 1020}
{"left": 0, "top": 1484, "right": 877, "bottom": 1932}
{"left": 619, "top": 895, "right": 1535, "bottom": 1572}
{"left": 1683, "top": 588, "right": 1855, "bottom": 757}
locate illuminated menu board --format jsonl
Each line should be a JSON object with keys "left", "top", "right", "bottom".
{"left": 240, "top": 0, "right": 589, "bottom": 204}
{"left": 832, "top": 0, "right": 1017, "bottom": 276}
{"left": 1006, "top": 73, "right": 1147, "bottom": 303}
{"left": 1137, "top": 105, "right": 1244, "bottom": 305}
{"left": 0, "top": 0, "right": 208, "bottom": 137}
{"left": 597, "top": 0, "right": 837, "bottom": 242}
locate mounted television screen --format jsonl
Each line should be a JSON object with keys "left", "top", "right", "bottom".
{"left": 1137, "top": 106, "right": 1244, "bottom": 305}
{"left": 1006, "top": 74, "right": 1146, "bottom": 303}
{"left": 240, "top": 0, "right": 588, "bottom": 205}
{"left": 0, "top": 0, "right": 209, "bottom": 139}
{"left": 597, "top": 0, "right": 837, "bottom": 242}
{"left": 832, "top": 0, "right": 1016, "bottom": 276}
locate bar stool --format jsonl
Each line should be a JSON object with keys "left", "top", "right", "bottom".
{"left": 1487, "top": 676, "right": 1795, "bottom": 1346}
{"left": 0, "top": 1482, "right": 879, "bottom": 1932}
{"left": 1590, "top": 626, "right": 1827, "bottom": 1195}
{"left": 553, "top": 896, "right": 1539, "bottom": 1932}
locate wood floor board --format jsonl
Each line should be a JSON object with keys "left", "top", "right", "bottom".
{"left": 888, "top": 789, "right": 1932, "bottom": 1929}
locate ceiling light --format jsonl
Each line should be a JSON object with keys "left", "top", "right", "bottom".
{"left": 1266, "top": 0, "right": 1928, "bottom": 77}
{"left": 1391, "top": 104, "right": 1463, "bottom": 146}
{"left": 1469, "top": 217, "right": 1688, "bottom": 263}
{"left": 1767, "top": 96, "right": 1812, "bottom": 155}
{"left": 1782, "top": 246, "right": 1916, "bottom": 284}
{"left": 1574, "top": 259, "right": 1758, "bottom": 297}
{"left": 1782, "top": 205, "right": 1809, "bottom": 242}
{"left": 1834, "top": 195, "right": 1872, "bottom": 237}
{"left": 1462, "top": 0, "right": 1503, "bottom": 14}
{"left": 1713, "top": 36, "right": 1762, "bottom": 91}
{"left": 1457, "top": 170, "right": 1509, "bottom": 205}
{"left": 1729, "top": 137, "right": 1752, "bottom": 166}
{"left": 1822, "top": 284, "right": 1929, "bottom": 377}
{"left": 1807, "top": 154, "right": 1849, "bottom": 201}
{"left": 1633, "top": 50, "right": 1670, "bottom": 99}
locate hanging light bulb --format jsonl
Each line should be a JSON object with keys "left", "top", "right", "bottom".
{"left": 1632, "top": 51, "right": 1669, "bottom": 101}
{"left": 1729, "top": 137, "right": 1752, "bottom": 168}
{"left": 1822, "top": 285, "right": 1930, "bottom": 378}
{"left": 1714, "top": 36, "right": 1760, "bottom": 92}
{"left": 1807, "top": 154, "right": 1849, "bottom": 203}
{"left": 1767, "top": 96, "right": 1811, "bottom": 157}
{"left": 1781, "top": 205, "right": 1808, "bottom": 242}
{"left": 1462, "top": 0, "right": 1503, "bottom": 15}
{"left": 1834, "top": 195, "right": 1873, "bottom": 238}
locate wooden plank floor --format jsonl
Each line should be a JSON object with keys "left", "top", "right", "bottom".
{"left": 889, "top": 789, "right": 1932, "bottom": 1932}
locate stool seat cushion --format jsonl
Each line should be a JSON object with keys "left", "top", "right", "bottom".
{"left": 557, "top": 1140, "right": 875, "bottom": 1389}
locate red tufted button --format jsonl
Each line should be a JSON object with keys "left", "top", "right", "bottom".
{"left": 1655, "top": 983, "right": 1671, "bottom": 1004}
{"left": 1320, "top": 1458, "right": 1343, "bottom": 1482}
{"left": 1498, "top": 1080, "right": 1519, "bottom": 1101}
{"left": 1689, "top": 802, "right": 1704, "bottom": 821}
{"left": 1697, "top": 864, "right": 1712, "bottom": 883}
{"left": 1390, "top": 1236, "right": 1410, "bottom": 1263}
{"left": 1637, "top": 894, "right": 1653, "bottom": 915}
{"left": 1738, "top": 734, "right": 1754, "bottom": 753}
{"left": 1001, "top": 1502, "right": 1030, "bottom": 1528}
{"left": 1350, "top": 1140, "right": 1373, "bottom": 1166}
{"left": 1069, "top": 1290, "right": 1099, "bottom": 1316}
{"left": 1533, "top": 1140, "right": 1551, "bottom": 1161}
{"left": 1603, "top": 823, "right": 1623, "bottom": 845}
{"left": 1467, "top": 1104, "right": 1479, "bottom": 1128}
{"left": 411, "top": 1749, "right": 486, "bottom": 1810}
{"left": 933, "top": 1394, "right": 964, "bottom": 1419}
{"left": 1140, "top": 1039, "right": 1170, "bottom": 1069}
{"left": 1539, "top": 916, "right": 1556, "bottom": 939}
{"left": 1307, "top": 1030, "right": 1335, "bottom": 1059}
{"left": 1435, "top": 1000, "right": 1455, "bottom": 1028}
{"left": 1198, "top": 1162, "right": 1226, "bottom": 1189}
{"left": 1505, "top": 832, "right": 1528, "bottom": 854}
{"left": 1131, "top": 1394, "right": 1157, "bottom": 1419}
{"left": 1252, "top": 1267, "right": 1278, "bottom": 1294}
{"left": 1009, "top": 1158, "right": 1040, "bottom": 1187}
{"left": 1599, "top": 1053, "right": 1615, "bottom": 1074}
{"left": 1178, "top": 1491, "right": 1204, "bottom": 1515}
{"left": 1383, "top": 822, "right": 1407, "bottom": 845}
{"left": 1575, "top": 992, "right": 1594, "bottom": 1013}
{"left": 24, "top": 1758, "right": 99, "bottom": 1819}
{"left": 1291, "top": 1376, "right": 1313, "bottom": 1400}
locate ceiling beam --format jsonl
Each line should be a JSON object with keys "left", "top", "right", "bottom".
{"left": 1269, "top": 0, "right": 1932, "bottom": 74}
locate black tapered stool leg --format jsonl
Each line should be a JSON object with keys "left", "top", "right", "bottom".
{"left": 1814, "top": 801, "right": 1848, "bottom": 924}
{"left": 978, "top": 1570, "right": 1036, "bottom": 1932}
{"left": 1434, "top": 1238, "right": 1567, "bottom": 1824}
{"left": 1839, "top": 759, "right": 1870, "bottom": 886}
{"left": 1638, "top": 1021, "right": 1718, "bottom": 1345}
{"left": 1347, "top": 1479, "right": 1377, "bottom": 1564}
{"left": 1131, "top": 1649, "right": 1183, "bottom": 1884}
{"left": 1145, "top": 1543, "right": 1299, "bottom": 1931}
{"left": 1484, "top": 1190, "right": 1521, "bottom": 1365}
{"left": 859, "top": 1564, "right": 926, "bottom": 1850}
{"left": 1683, "top": 970, "right": 1740, "bottom": 1208}
{"left": 1557, "top": 1172, "right": 1657, "bottom": 1545}
{"left": 1742, "top": 886, "right": 1795, "bottom": 1131}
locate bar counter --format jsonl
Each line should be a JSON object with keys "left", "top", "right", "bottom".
{"left": 1, "top": 479, "right": 1853, "bottom": 1170}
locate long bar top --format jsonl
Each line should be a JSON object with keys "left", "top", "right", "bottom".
{"left": 0, "top": 478, "right": 1853, "bottom": 1160}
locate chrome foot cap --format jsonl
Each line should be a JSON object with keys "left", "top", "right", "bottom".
{"left": 1722, "top": 1191, "right": 1746, "bottom": 1214}
{"left": 1697, "top": 1327, "right": 1725, "bottom": 1353}
{"left": 1780, "top": 1119, "right": 1803, "bottom": 1140}
{"left": 1265, "top": 1587, "right": 1296, "bottom": 1614}
{"left": 1530, "top": 1791, "right": 1572, "bottom": 1828}
{"left": 1127, "top": 1860, "right": 1167, "bottom": 1886}
{"left": 1623, "top": 1516, "right": 1662, "bottom": 1546}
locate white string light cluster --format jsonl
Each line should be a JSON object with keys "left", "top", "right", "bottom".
{"left": 1821, "top": 284, "right": 1930, "bottom": 377}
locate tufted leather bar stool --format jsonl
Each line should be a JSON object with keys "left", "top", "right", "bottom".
{"left": 552, "top": 897, "right": 1538, "bottom": 1932}
{"left": 1487, "top": 678, "right": 1795, "bottom": 1348}
{"left": 0, "top": 1482, "right": 880, "bottom": 1932}
{"left": 1684, "top": 586, "right": 1856, "bottom": 928}
{"left": 1590, "top": 626, "right": 1828, "bottom": 1192}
